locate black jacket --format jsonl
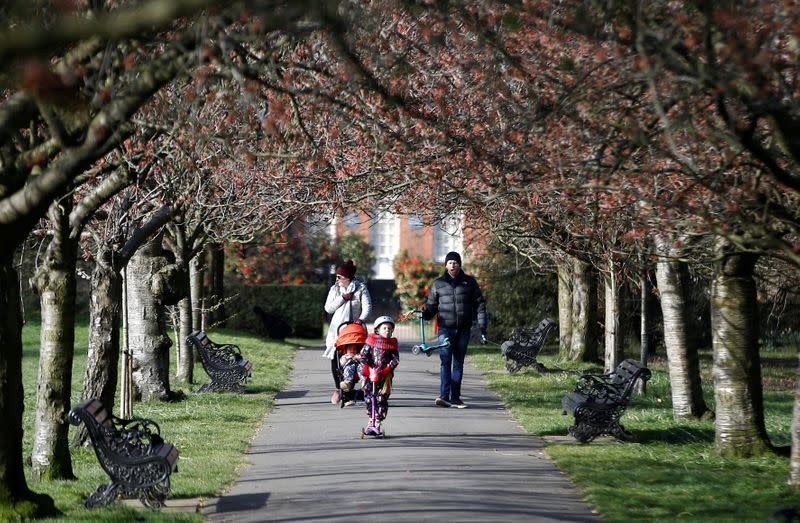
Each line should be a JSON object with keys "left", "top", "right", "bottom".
{"left": 423, "top": 270, "right": 487, "bottom": 331}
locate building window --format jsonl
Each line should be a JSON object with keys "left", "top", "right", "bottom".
{"left": 305, "top": 213, "right": 336, "bottom": 242}
{"left": 433, "top": 213, "right": 463, "bottom": 261}
{"left": 343, "top": 212, "right": 361, "bottom": 229}
{"left": 369, "top": 213, "right": 400, "bottom": 279}
{"left": 408, "top": 215, "right": 424, "bottom": 230}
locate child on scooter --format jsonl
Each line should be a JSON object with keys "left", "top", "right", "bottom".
{"left": 360, "top": 316, "right": 399, "bottom": 426}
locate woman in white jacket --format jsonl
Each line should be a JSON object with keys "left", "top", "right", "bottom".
{"left": 324, "top": 260, "right": 372, "bottom": 404}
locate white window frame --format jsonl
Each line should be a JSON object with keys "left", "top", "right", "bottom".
{"left": 369, "top": 212, "right": 400, "bottom": 279}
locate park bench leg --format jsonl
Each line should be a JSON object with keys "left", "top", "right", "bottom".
{"left": 85, "top": 482, "right": 120, "bottom": 508}
{"left": 569, "top": 406, "right": 607, "bottom": 443}
{"left": 138, "top": 478, "right": 170, "bottom": 509}
{"left": 568, "top": 422, "right": 599, "bottom": 443}
{"left": 609, "top": 422, "right": 636, "bottom": 442}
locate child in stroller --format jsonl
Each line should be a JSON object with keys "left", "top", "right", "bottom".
{"left": 335, "top": 322, "right": 369, "bottom": 407}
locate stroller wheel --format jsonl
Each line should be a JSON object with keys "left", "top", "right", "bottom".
{"left": 411, "top": 345, "right": 421, "bottom": 355}
{"left": 426, "top": 351, "right": 432, "bottom": 357}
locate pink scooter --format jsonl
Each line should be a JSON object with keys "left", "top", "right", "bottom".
{"left": 361, "top": 365, "right": 386, "bottom": 439}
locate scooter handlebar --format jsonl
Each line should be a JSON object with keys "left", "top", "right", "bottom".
{"left": 400, "top": 309, "right": 424, "bottom": 320}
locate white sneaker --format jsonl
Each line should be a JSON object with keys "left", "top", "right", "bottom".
{"left": 435, "top": 397, "right": 451, "bottom": 408}
{"left": 451, "top": 399, "right": 467, "bottom": 409}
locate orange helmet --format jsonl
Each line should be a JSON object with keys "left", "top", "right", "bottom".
{"left": 335, "top": 322, "right": 368, "bottom": 348}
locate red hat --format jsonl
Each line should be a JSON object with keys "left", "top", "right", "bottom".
{"left": 335, "top": 260, "right": 356, "bottom": 279}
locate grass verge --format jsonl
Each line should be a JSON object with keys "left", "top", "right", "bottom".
{"left": 469, "top": 344, "right": 798, "bottom": 522}
{"left": 21, "top": 320, "right": 304, "bottom": 522}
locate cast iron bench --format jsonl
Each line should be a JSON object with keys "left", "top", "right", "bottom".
{"left": 187, "top": 330, "right": 252, "bottom": 393}
{"left": 68, "top": 398, "right": 178, "bottom": 509}
{"left": 500, "top": 318, "right": 557, "bottom": 373}
{"left": 561, "top": 358, "right": 652, "bottom": 443}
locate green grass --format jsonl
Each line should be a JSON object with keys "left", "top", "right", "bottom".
{"left": 20, "top": 320, "right": 303, "bottom": 521}
{"left": 469, "top": 343, "right": 799, "bottom": 522}
{"left": 18, "top": 318, "right": 799, "bottom": 521}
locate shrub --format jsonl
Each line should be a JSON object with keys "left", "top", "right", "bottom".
{"left": 225, "top": 230, "right": 336, "bottom": 286}
{"left": 335, "top": 232, "right": 376, "bottom": 280}
{"left": 474, "top": 244, "right": 558, "bottom": 340}
{"left": 392, "top": 250, "right": 441, "bottom": 312}
{"left": 223, "top": 280, "right": 326, "bottom": 338}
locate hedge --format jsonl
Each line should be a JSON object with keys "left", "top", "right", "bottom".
{"left": 223, "top": 281, "right": 327, "bottom": 338}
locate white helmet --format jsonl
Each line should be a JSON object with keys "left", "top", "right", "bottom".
{"left": 373, "top": 316, "right": 396, "bottom": 331}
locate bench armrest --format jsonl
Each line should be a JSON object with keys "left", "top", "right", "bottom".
{"left": 216, "top": 342, "right": 242, "bottom": 355}
{"left": 114, "top": 416, "right": 164, "bottom": 447}
{"left": 574, "top": 374, "right": 623, "bottom": 401}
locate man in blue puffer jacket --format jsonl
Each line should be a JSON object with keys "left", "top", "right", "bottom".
{"left": 423, "top": 251, "right": 488, "bottom": 409}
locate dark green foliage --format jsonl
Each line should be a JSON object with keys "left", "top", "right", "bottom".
{"left": 223, "top": 281, "right": 326, "bottom": 337}
{"left": 475, "top": 246, "right": 558, "bottom": 341}
{"left": 335, "top": 232, "right": 376, "bottom": 280}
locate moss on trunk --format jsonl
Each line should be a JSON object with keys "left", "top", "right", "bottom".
{"left": 0, "top": 262, "right": 58, "bottom": 517}
{"left": 569, "top": 258, "right": 597, "bottom": 362}
{"left": 711, "top": 246, "right": 771, "bottom": 457}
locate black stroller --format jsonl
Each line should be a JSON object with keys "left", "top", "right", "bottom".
{"left": 500, "top": 318, "right": 557, "bottom": 373}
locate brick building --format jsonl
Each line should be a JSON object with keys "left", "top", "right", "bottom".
{"left": 308, "top": 210, "right": 486, "bottom": 322}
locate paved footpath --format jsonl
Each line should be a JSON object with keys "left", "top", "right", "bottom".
{"left": 202, "top": 344, "right": 599, "bottom": 522}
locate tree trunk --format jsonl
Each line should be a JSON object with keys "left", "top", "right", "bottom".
{"left": 637, "top": 264, "right": 651, "bottom": 395}
{"left": 170, "top": 224, "right": 199, "bottom": 385}
{"left": 190, "top": 251, "right": 204, "bottom": 332}
{"left": 790, "top": 355, "right": 800, "bottom": 488}
{"left": 175, "top": 294, "right": 193, "bottom": 383}
{"left": 557, "top": 261, "right": 573, "bottom": 360}
{"left": 711, "top": 242, "right": 770, "bottom": 457}
{"left": 603, "top": 259, "right": 623, "bottom": 373}
{"left": 207, "top": 242, "right": 226, "bottom": 326}
{"left": 569, "top": 258, "right": 597, "bottom": 362}
{"left": 30, "top": 200, "right": 76, "bottom": 480}
{"left": 654, "top": 235, "right": 711, "bottom": 420}
{"left": 0, "top": 261, "right": 56, "bottom": 516}
{"left": 73, "top": 246, "right": 121, "bottom": 447}
{"left": 126, "top": 237, "right": 174, "bottom": 401}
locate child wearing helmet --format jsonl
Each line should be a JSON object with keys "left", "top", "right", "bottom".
{"left": 359, "top": 316, "right": 400, "bottom": 424}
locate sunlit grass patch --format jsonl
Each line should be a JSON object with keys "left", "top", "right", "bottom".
{"left": 470, "top": 343, "right": 797, "bottom": 522}
{"left": 21, "top": 320, "right": 305, "bottom": 521}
